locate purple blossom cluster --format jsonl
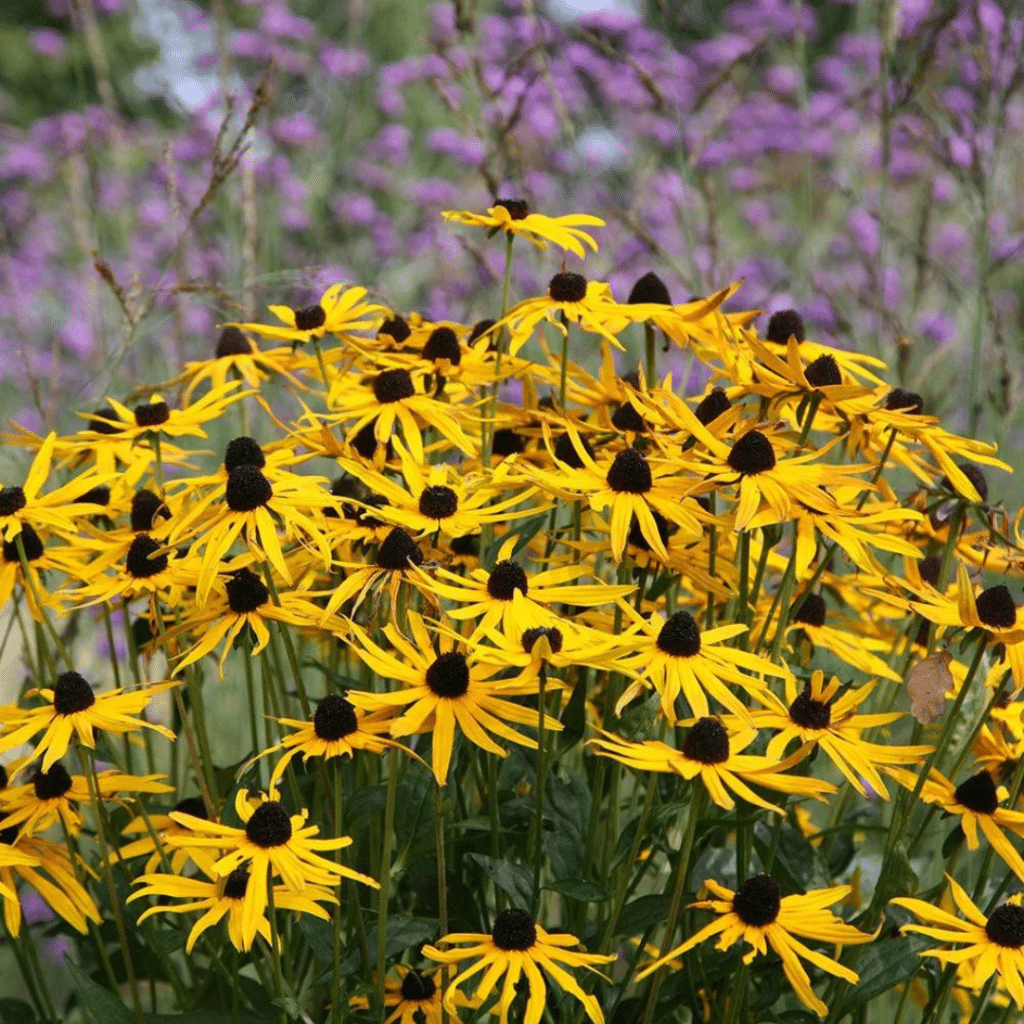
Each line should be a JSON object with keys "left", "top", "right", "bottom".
{"left": 1, "top": 0, "right": 1022, "bottom": 433}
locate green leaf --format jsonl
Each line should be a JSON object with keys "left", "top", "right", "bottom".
{"left": 272, "top": 996, "right": 302, "bottom": 1020}
{"left": 870, "top": 841, "right": 919, "bottom": 908}
{"left": 544, "top": 829, "right": 584, "bottom": 881}
{"left": 0, "top": 999, "right": 37, "bottom": 1024}
{"left": 393, "top": 761, "right": 436, "bottom": 869}
{"left": 467, "top": 854, "right": 533, "bottom": 910}
{"left": 942, "top": 823, "right": 965, "bottom": 859}
{"left": 618, "top": 894, "right": 672, "bottom": 936}
{"left": 297, "top": 914, "right": 336, "bottom": 966}
{"left": 752, "top": 820, "right": 831, "bottom": 892}
{"left": 835, "top": 935, "right": 930, "bottom": 1013}
{"left": 65, "top": 957, "right": 135, "bottom": 1024}
{"left": 557, "top": 677, "right": 587, "bottom": 752}
{"left": 480, "top": 514, "right": 548, "bottom": 570}
{"left": 546, "top": 879, "right": 610, "bottom": 902}
{"left": 146, "top": 1012, "right": 274, "bottom": 1024}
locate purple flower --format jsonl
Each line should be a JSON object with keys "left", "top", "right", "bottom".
{"left": 270, "top": 113, "right": 323, "bottom": 149}
{"left": 320, "top": 46, "right": 370, "bottom": 79}
{"left": 30, "top": 29, "right": 67, "bottom": 59}
{"left": 916, "top": 311, "right": 956, "bottom": 344}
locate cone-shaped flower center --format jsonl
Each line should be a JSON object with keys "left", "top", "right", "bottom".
{"left": 885, "top": 388, "right": 924, "bottom": 415}
{"left": 226, "top": 568, "right": 270, "bottom": 614}
{"left": 986, "top": 904, "right": 1024, "bottom": 948}
{"left": 134, "top": 401, "right": 170, "bottom": 428}
{"left": 468, "top": 319, "right": 497, "bottom": 345}
{"left": 554, "top": 432, "right": 594, "bottom": 469}
{"left": 53, "top": 671, "right": 96, "bottom": 715}
{"left": 400, "top": 969, "right": 437, "bottom": 1001}
{"left": 765, "top": 309, "right": 805, "bottom": 343}
{"left": 793, "top": 593, "right": 827, "bottom": 628}
{"left": 223, "top": 867, "right": 250, "bottom": 900}
{"left": 3, "top": 523, "right": 43, "bottom": 563}
{"left": 657, "top": 611, "right": 701, "bottom": 658}
{"left": 245, "top": 801, "right": 293, "bottom": 848}
{"left": 79, "top": 486, "right": 111, "bottom": 507}
{"left": 789, "top": 686, "right": 832, "bottom": 730}
{"left": 373, "top": 369, "right": 415, "bottom": 404}
{"left": 131, "top": 489, "right": 168, "bottom": 533}
{"left": 492, "top": 429, "right": 526, "bottom": 457}
{"left": 376, "top": 527, "right": 424, "bottom": 570}
{"left": 548, "top": 272, "right": 587, "bottom": 303}
{"left": 89, "top": 407, "right": 122, "bottom": 434}
{"left": 126, "top": 534, "right": 168, "bottom": 578}
{"left": 215, "top": 326, "right": 253, "bottom": 357}
{"left": 425, "top": 652, "right": 470, "bottom": 698}
{"left": 682, "top": 717, "right": 730, "bottom": 765}
{"left": 495, "top": 198, "right": 529, "bottom": 220}
{"left": 627, "top": 271, "right": 671, "bottom": 305}
{"left": 422, "top": 326, "right": 461, "bottom": 365}
{"left": 732, "top": 874, "right": 782, "bottom": 926}
{"left": 226, "top": 465, "right": 273, "bottom": 512}
{"left": 976, "top": 585, "right": 1017, "bottom": 629}
{"left": 33, "top": 762, "right": 73, "bottom": 800}
{"left": 487, "top": 560, "right": 528, "bottom": 600}
{"left": 313, "top": 694, "right": 359, "bottom": 740}
{"left": 695, "top": 388, "right": 731, "bottom": 425}
{"left": 728, "top": 430, "right": 776, "bottom": 475}
{"left": 225, "top": 436, "right": 266, "bottom": 472}
{"left": 611, "top": 402, "right": 646, "bottom": 433}
{"left": 293, "top": 305, "right": 327, "bottom": 331}
{"left": 379, "top": 315, "right": 411, "bottom": 344}
{"left": 522, "top": 627, "right": 563, "bottom": 655}
{"left": 955, "top": 771, "right": 999, "bottom": 815}
{"left": 804, "top": 354, "right": 841, "bottom": 388}
{"left": 0, "top": 487, "right": 27, "bottom": 516}
{"left": 942, "top": 462, "right": 989, "bottom": 503}
{"left": 174, "top": 796, "right": 208, "bottom": 819}
{"left": 419, "top": 485, "right": 459, "bottom": 520}
{"left": 606, "top": 447, "right": 653, "bottom": 494}
{"left": 628, "top": 510, "right": 670, "bottom": 553}
{"left": 491, "top": 908, "right": 537, "bottom": 950}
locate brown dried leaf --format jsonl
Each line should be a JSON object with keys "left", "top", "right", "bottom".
{"left": 906, "top": 652, "right": 954, "bottom": 724}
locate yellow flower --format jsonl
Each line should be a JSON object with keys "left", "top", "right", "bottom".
{"left": 422, "top": 908, "right": 615, "bottom": 1024}
{"left": 442, "top": 201, "right": 604, "bottom": 258}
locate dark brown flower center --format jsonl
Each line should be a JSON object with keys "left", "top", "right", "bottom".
{"left": 425, "top": 651, "right": 470, "bottom": 698}
{"left": 885, "top": 388, "right": 924, "bottom": 415}
{"left": 215, "top": 326, "right": 254, "bottom": 357}
{"left": 2, "top": 524, "right": 43, "bottom": 563}
{"left": 126, "top": 534, "right": 168, "bottom": 578}
{"left": 727, "top": 431, "right": 776, "bottom": 475}
{"left": 53, "top": 671, "right": 96, "bottom": 715}
{"left": 399, "top": 969, "right": 437, "bottom": 1002}
{"left": 468, "top": 319, "right": 497, "bottom": 345}
{"left": 422, "top": 326, "right": 461, "bottom": 365}
{"left": 611, "top": 402, "right": 646, "bottom": 433}
{"left": 378, "top": 316, "right": 411, "bottom": 344}
{"left": 789, "top": 685, "right": 832, "bottom": 730}
{"left": 313, "top": 694, "right": 359, "bottom": 740}
{"left": 88, "top": 407, "right": 122, "bottom": 435}
{"left": 606, "top": 447, "right": 652, "bottom": 494}
{"left": 293, "top": 305, "right": 327, "bottom": 331}
{"left": 628, "top": 510, "right": 670, "bottom": 553}
{"left": 134, "top": 401, "right": 170, "bottom": 428}
{"left": 986, "top": 904, "right": 1024, "bottom": 948}
{"left": 548, "top": 272, "right": 588, "bottom": 303}
{"left": 376, "top": 528, "right": 424, "bottom": 570}
{"left": 373, "top": 369, "right": 415, "bottom": 404}
{"left": 492, "top": 429, "right": 526, "bottom": 457}
{"left": 245, "top": 801, "right": 292, "bottom": 848}
{"left": 78, "top": 485, "right": 111, "bottom": 508}
{"left": 0, "top": 487, "right": 27, "bottom": 517}
{"left": 522, "top": 626, "right": 563, "bottom": 655}
{"left": 695, "top": 388, "right": 731, "bottom": 425}
{"left": 954, "top": 770, "right": 999, "bottom": 815}
{"left": 732, "top": 874, "right": 782, "bottom": 926}
{"left": 682, "top": 717, "right": 729, "bottom": 764}
{"left": 226, "top": 568, "right": 270, "bottom": 614}
{"left": 793, "top": 593, "right": 827, "bottom": 628}
{"left": 657, "top": 612, "right": 701, "bottom": 657}
{"left": 495, "top": 199, "right": 529, "bottom": 220}
{"left": 226, "top": 465, "right": 273, "bottom": 512}
{"left": 33, "top": 762, "right": 73, "bottom": 800}
{"left": 491, "top": 908, "right": 537, "bottom": 950}
{"left": 419, "top": 486, "right": 459, "bottom": 520}
{"left": 976, "top": 585, "right": 1016, "bottom": 630}
{"left": 765, "top": 310, "right": 805, "bottom": 344}
{"left": 130, "top": 489, "right": 169, "bottom": 533}
{"left": 224, "top": 436, "right": 266, "bottom": 472}
{"left": 804, "top": 354, "right": 841, "bottom": 388}
{"left": 223, "top": 867, "right": 250, "bottom": 900}
{"left": 941, "top": 462, "right": 989, "bottom": 503}
{"left": 554, "top": 432, "right": 595, "bottom": 469}
{"left": 487, "top": 560, "right": 528, "bottom": 600}
{"left": 627, "top": 271, "right": 671, "bottom": 305}
{"left": 174, "top": 796, "right": 208, "bottom": 819}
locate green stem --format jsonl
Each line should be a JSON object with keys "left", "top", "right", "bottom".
{"left": 265, "top": 865, "right": 286, "bottom": 1024}
{"left": 644, "top": 322, "right": 657, "bottom": 386}
{"left": 331, "top": 759, "right": 345, "bottom": 1024}
{"left": 376, "top": 749, "right": 400, "bottom": 1012}
{"left": 435, "top": 783, "right": 450, "bottom": 1024}
{"left": 531, "top": 663, "right": 548, "bottom": 917}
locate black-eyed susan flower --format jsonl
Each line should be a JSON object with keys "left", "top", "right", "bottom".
{"left": 349, "top": 964, "right": 476, "bottom": 1024}
{"left": 420, "top": 536, "right": 633, "bottom": 640}
{"left": 615, "top": 609, "right": 786, "bottom": 724}
{"left": 0, "top": 525, "right": 88, "bottom": 620}
{"left": 442, "top": 201, "right": 604, "bottom": 259}
{"left": 345, "top": 613, "right": 558, "bottom": 785}
{"left": 248, "top": 693, "right": 413, "bottom": 789}
{"left": 166, "top": 789, "right": 378, "bottom": 950}
{"left": 886, "top": 766, "right": 1024, "bottom": 879}
{"left": 0, "top": 828, "right": 101, "bottom": 936}
{"left": 176, "top": 326, "right": 303, "bottom": 401}
{"left": 589, "top": 717, "right": 834, "bottom": 813}
{"left": 0, "top": 672, "right": 176, "bottom": 772}
{"left": 422, "top": 908, "right": 615, "bottom": 1024}
{"left": 891, "top": 875, "right": 1024, "bottom": 1007}
{"left": 0, "top": 760, "right": 171, "bottom": 838}
{"left": 130, "top": 864, "right": 336, "bottom": 953}
{"left": 108, "top": 795, "right": 218, "bottom": 876}
{"left": 743, "top": 671, "right": 932, "bottom": 799}
{"left": 636, "top": 874, "right": 873, "bottom": 1016}
{"left": 226, "top": 283, "right": 386, "bottom": 347}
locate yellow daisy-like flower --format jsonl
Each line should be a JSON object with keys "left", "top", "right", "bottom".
{"left": 885, "top": 766, "right": 1024, "bottom": 879}
{"left": 615, "top": 609, "right": 786, "bottom": 724}
{"left": 0, "top": 831, "right": 102, "bottom": 937}
{"left": 744, "top": 671, "right": 932, "bottom": 799}
{"left": 442, "top": 200, "right": 604, "bottom": 259}
{"left": 636, "top": 874, "right": 873, "bottom": 1017}
{"left": 0, "top": 760, "right": 171, "bottom": 838}
{"left": 108, "top": 795, "right": 218, "bottom": 876}
{"left": 130, "top": 864, "right": 336, "bottom": 953}
{"left": 891, "top": 875, "right": 1024, "bottom": 1008}
{"left": 166, "top": 789, "right": 379, "bottom": 951}
{"left": 226, "top": 283, "right": 386, "bottom": 346}
{"left": 176, "top": 326, "right": 303, "bottom": 402}
{"left": 422, "top": 908, "right": 615, "bottom": 1024}
{"left": 589, "top": 717, "right": 834, "bottom": 813}
{"left": 349, "top": 965, "right": 475, "bottom": 1024}
{"left": 0, "top": 672, "right": 176, "bottom": 772}
{"left": 345, "top": 613, "right": 558, "bottom": 786}
{"left": 248, "top": 693, "right": 413, "bottom": 789}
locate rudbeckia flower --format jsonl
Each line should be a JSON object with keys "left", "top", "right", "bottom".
{"left": 615, "top": 609, "right": 786, "bottom": 724}
{"left": 345, "top": 613, "right": 558, "bottom": 785}
{"left": 422, "top": 908, "right": 615, "bottom": 1024}
{"left": 0, "top": 830, "right": 101, "bottom": 936}
{"left": 108, "top": 795, "right": 218, "bottom": 875}
{"left": 0, "top": 525, "right": 88, "bottom": 620}
{"left": 885, "top": 766, "right": 1024, "bottom": 880}
{"left": 442, "top": 201, "right": 605, "bottom": 259}
{"left": 891, "top": 875, "right": 1024, "bottom": 1007}
{"left": 226, "top": 283, "right": 386, "bottom": 346}
{"left": 743, "top": 671, "right": 932, "bottom": 799}
{"left": 636, "top": 874, "right": 873, "bottom": 1017}
{"left": 130, "top": 864, "right": 336, "bottom": 953}
{"left": 349, "top": 965, "right": 475, "bottom": 1024}
{"left": 166, "top": 789, "right": 379, "bottom": 951}
{"left": 589, "top": 717, "right": 834, "bottom": 813}
{"left": 0, "top": 760, "right": 171, "bottom": 838}
{"left": 0, "top": 671, "right": 176, "bottom": 772}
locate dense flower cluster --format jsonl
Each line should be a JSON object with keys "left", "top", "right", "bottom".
{"left": 1, "top": 199, "right": 1023, "bottom": 1022}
